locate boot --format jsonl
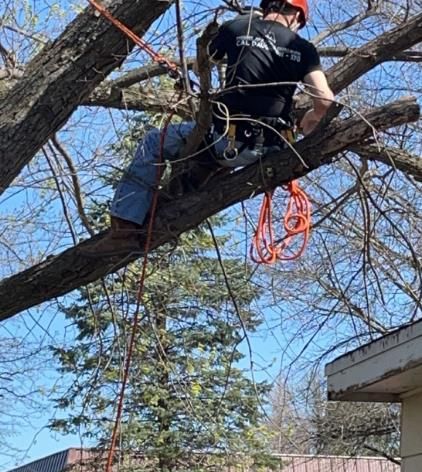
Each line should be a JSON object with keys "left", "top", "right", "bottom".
{"left": 81, "top": 216, "right": 144, "bottom": 258}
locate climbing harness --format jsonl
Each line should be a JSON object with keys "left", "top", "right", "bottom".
{"left": 215, "top": 116, "right": 292, "bottom": 163}
{"left": 250, "top": 131, "right": 312, "bottom": 264}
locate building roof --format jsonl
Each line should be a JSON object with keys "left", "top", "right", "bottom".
{"left": 325, "top": 318, "right": 422, "bottom": 401}
{"left": 6, "top": 449, "right": 97, "bottom": 472}
{"left": 278, "top": 454, "right": 399, "bottom": 471}
{"left": 6, "top": 450, "right": 399, "bottom": 472}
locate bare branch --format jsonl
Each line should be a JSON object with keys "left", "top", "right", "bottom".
{"left": 83, "top": 84, "right": 191, "bottom": 118}
{"left": 0, "top": 21, "right": 47, "bottom": 44}
{"left": 50, "top": 136, "right": 96, "bottom": 237}
{"left": 351, "top": 144, "right": 422, "bottom": 182}
{"left": 0, "top": 97, "right": 418, "bottom": 320}
{"left": 108, "top": 57, "right": 195, "bottom": 90}
{"left": 319, "top": 47, "right": 422, "bottom": 63}
{"left": 327, "top": 12, "right": 422, "bottom": 95}
{"left": 313, "top": 9, "right": 378, "bottom": 46}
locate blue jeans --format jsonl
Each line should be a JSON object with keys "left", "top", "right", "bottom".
{"left": 111, "top": 122, "right": 280, "bottom": 226}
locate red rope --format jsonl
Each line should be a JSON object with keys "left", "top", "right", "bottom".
{"left": 105, "top": 109, "right": 178, "bottom": 472}
{"left": 87, "top": 2, "right": 184, "bottom": 470}
{"left": 250, "top": 180, "right": 311, "bottom": 264}
{"left": 88, "top": 0, "right": 179, "bottom": 75}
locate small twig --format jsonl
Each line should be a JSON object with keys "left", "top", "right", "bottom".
{"left": 312, "top": 8, "right": 378, "bottom": 45}
{"left": 42, "top": 147, "right": 78, "bottom": 245}
{"left": 175, "top": 0, "right": 194, "bottom": 102}
{"left": 0, "top": 22, "right": 47, "bottom": 44}
{"left": 363, "top": 443, "right": 401, "bottom": 466}
{"left": 51, "top": 135, "right": 95, "bottom": 237}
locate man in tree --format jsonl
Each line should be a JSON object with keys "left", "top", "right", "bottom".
{"left": 85, "top": 0, "right": 333, "bottom": 256}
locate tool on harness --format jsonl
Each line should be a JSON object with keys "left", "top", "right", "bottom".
{"left": 218, "top": 116, "right": 290, "bottom": 162}
{"left": 222, "top": 121, "right": 267, "bottom": 161}
{"left": 224, "top": 123, "right": 239, "bottom": 160}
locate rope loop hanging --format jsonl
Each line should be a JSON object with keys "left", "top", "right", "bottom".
{"left": 250, "top": 180, "right": 311, "bottom": 264}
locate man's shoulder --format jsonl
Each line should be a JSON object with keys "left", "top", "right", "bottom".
{"left": 268, "top": 23, "right": 310, "bottom": 45}
{"left": 294, "top": 35, "right": 318, "bottom": 56}
{"left": 278, "top": 27, "right": 317, "bottom": 54}
{"left": 220, "top": 14, "right": 262, "bottom": 31}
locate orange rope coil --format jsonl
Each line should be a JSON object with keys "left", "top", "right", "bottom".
{"left": 250, "top": 180, "right": 311, "bottom": 264}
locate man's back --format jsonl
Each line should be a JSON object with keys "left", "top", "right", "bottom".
{"left": 209, "top": 15, "right": 321, "bottom": 121}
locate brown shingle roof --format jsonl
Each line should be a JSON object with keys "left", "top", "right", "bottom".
{"left": 278, "top": 454, "right": 399, "bottom": 471}
{"left": 6, "top": 449, "right": 96, "bottom": 472}
{"left": 6, "top": 450, "right": 400, "bottom": 472}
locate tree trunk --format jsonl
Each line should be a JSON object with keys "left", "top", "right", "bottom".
{"left": 0, "top": 0, "right": 173, "bottom": 194}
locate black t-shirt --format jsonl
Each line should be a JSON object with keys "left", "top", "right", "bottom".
{"left": 208, "top": 15, "right": 321, "bottom": 122}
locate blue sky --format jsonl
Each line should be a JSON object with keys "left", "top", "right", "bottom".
{"left": 0, "top": 0, "right": 420, "bottom": 469}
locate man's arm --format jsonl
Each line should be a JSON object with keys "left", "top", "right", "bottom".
{"left": 300, "top": 70, "right": 334, "bottom": 135}
{"left": 192, "top": 22, "right": 226, "bottom": 76}
{"left": 207, "top": 23, "right": 228, "bottom": 64}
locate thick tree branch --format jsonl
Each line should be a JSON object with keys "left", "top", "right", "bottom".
{"left": 0, "top": 0, "right": 174, "bottom": 195}
{"left": 351, "top": 144, "right": 422, "bottom": 182}
{"left": 327, "top": 12, "right": 422, "bottom": 95}
{"left": 84, "top": 84, "right": 191, "bottom": 118}
{"left": 318, "top": 47, "right": 422, "bottom": 62}
{"left": 0, "top": 97, "right": 418, "bottom": 320}
{"left": 108, "top": 58, "right": 195, "bottom": 89}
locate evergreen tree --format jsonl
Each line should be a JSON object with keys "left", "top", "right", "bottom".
{"left": 50, "top": 220, "right": 274, "bottom": 471}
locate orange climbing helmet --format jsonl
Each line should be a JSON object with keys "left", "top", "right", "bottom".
{"left": 259, "top": 0, "right": 309, "bottom": 28}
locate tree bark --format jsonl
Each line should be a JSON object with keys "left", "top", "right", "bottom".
{"left": 0, "top": 0, "right": 174, "bottom": 194}
{"left": 327, "top": 12, "right": 422, "bottom": 95}
{"left": 0, "top": 97, "right": 418, "bottom": 320}
{"left": 84, "top": 84, "right": 191, "bottom": 117}
{"left": 351, "top": 145, "right": 422, "bottom": 182}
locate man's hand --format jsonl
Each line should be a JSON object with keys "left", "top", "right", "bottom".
{"left": 299, "top": 109, "right": 321, "bottom": 135}
{"left": 301, "top": 70, "right": 334, "bottom": 135}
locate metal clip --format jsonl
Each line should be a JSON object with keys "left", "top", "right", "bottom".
{"left": 223, "top": 123, "right": 239, "bottom": 160}
{"left": 223, "top": 147, "right": 239, "bottom": 160}
{"left": 265, "top": 167, "right": 275, "bottom": 179}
